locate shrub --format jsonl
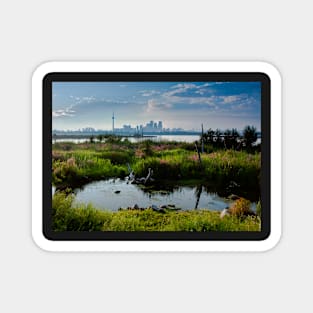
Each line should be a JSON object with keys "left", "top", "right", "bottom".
{"left": 52, "top": 159, "right": 79, "bottom": 185}
{"left": 228, "top": 198, "right": 252, "bottom": 216}
{"left": 52, "top": 192, "right": 112, "bottom": 231}
{"left": 142, "top": 140, "right": 154, "bottom": 157}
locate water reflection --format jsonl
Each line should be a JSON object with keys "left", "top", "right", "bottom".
{"left": 68, "top": 178, "right": 257, "bottom": 212}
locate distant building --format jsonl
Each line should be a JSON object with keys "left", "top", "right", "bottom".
{"left": 141, "top": 120, "right": 164, "bottom": 132}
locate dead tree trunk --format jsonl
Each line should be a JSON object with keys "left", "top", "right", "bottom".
{"left": 194, "top": 185, "right": 203, "bottom": 209}
{"left": 195, "top": 142, "right": 202, "bottom": 166}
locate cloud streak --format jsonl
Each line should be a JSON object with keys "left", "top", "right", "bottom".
{"left": 52, "top": 105, "right": 75, "bottom": 117}
{"left": 139, "top": 90, "right": 160, "bottom": 97}
{"left": 146, "top": 99, "right": 172, "bottom": 112}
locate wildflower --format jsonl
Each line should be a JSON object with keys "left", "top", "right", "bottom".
{"left": 189, "top": 154, "right": 198, "bottom": 162}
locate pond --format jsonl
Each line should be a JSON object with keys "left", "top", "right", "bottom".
{"left": 65, "top": 179, "right": 257, "bottom": 212}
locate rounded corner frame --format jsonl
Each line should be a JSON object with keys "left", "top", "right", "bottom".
{"left": 32, "top": 61, "right": 282, "bottom": 252}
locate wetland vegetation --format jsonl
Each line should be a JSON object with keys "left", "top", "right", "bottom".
{"left": 52, "top": 128, "right": 261, "bottom": 232}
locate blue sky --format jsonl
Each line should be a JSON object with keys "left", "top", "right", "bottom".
{"left": 52, "top": 81, "right": 261, "bottom": 131}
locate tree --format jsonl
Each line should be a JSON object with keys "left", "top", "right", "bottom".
{"left": 223, "top": 128, "right": 239, "bottom": 150}
{"left": 230, "top": 128, "right": 240, "bottom": 149}
{"left": 98, "top": 134, "right": 104, "bottom": 143}
{"left": 223, "top": 129, "right": 232, "bottom": 149}
{"left": 243, "top": 125, "right": 258, "bottom": 149}
{"left": 201, "top": 128, "right": 214, "bottom": 145}
{"left": 207, "top": 128, "right": 215, "bottom": 144}
{"left": 214, "top": 129, "right": 222, "bottom": 147}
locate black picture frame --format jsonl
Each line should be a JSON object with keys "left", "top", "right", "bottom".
{"left": 43, "top": 72, "right": 270, "bottom": 241}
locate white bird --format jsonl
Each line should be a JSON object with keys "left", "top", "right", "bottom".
{"left": 220, "top": 207, "right": 230, "bottom": 218}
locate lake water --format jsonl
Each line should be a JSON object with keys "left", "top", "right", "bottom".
{"left": 54, "top": 135, "right": 261, "bottom": 145}
{"left": 54, "top": 135, "right": 200, "bottom": 144}
{"left": 128, "top": 135, "right": 200, "bottom": 143}
{"left": 68, "top": 178, "right": 256, "bottom": 212}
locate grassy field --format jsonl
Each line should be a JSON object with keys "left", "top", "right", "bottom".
{"left": 52, "top": 192, "right": 261, "bottom": 232}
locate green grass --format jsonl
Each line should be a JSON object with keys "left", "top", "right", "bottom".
{"left": 52, "top": 142, "right": 260, "bottom": 191}
{"left": 52, "top": 149, "right": 129, "bottom": 187}
{"left": 52, "top": 192, "right": 261, "bottom": 232}
{"left": 133, "top": 149, "right": 260, "bottom": 181}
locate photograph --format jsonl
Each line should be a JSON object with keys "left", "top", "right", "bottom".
{"left": 51, "top": 80, "right": 262, "bottom": 232}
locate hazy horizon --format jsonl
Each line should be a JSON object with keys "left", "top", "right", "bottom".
{"left": 52, "top": 81, "right": 261, "bottom": 132}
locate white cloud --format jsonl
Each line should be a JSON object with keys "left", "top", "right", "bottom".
{"left": 195, "top": 89, "right": 205, "bottom": 95}
{"left": 220, "top": 95, "right": 241, "bottom": 104}
{"left": 139, "top": 90, "right": 160, "bottom": 97}
{"left": 53, "top": 95, "right": 98, "bottom": 118}
{"left": 154, "top": 90, "right": 254, "bottom": 114}
{"left": 52, "top": 109, "right": 75, "bottom": 117}
{"left": 170, "top": 83, "right": 197, "bottom": 89}
{"left": 69, "top": 96, "right": 97, "bottom": 104}
{"left": 104, "top": 99, "right": 129, "bottom": 104}
{"left": 166, "top": 82, "right": 228, "bottom": 98}
{"left": 146, "top": 99, "right": 172, "bottom": 112}
{"left": 52, "top": 104, "right": 75, "bottom": 117}
{"left": 165, "top": 83, "right": 198, "bottom": 97}
{"left": 143, "top": 83, "right": 234, "bottom": 110}
{"left": 81, "top": 96, "right": 96, "bottom": 103}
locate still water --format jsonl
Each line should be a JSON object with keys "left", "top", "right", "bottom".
{"left": 72, "top": 179, "right": 235, "bottom": 211}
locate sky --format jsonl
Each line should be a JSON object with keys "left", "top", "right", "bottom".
{"left": 52, "top": 81, "right": 261, "bottom": 131}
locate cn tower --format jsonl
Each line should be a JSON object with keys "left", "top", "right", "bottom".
{"left": 112, "top": 112, "right": 115, "bottom": 134}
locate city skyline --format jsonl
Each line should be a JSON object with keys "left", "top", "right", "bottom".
{"left": 54, "top": 119, "right": 185, "bottom": 133}
{"left": 52, "top": 118, "right": 259, "bottom": 135}
{"left": 52, "top": 81, "right": 261, "bottom": 131}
